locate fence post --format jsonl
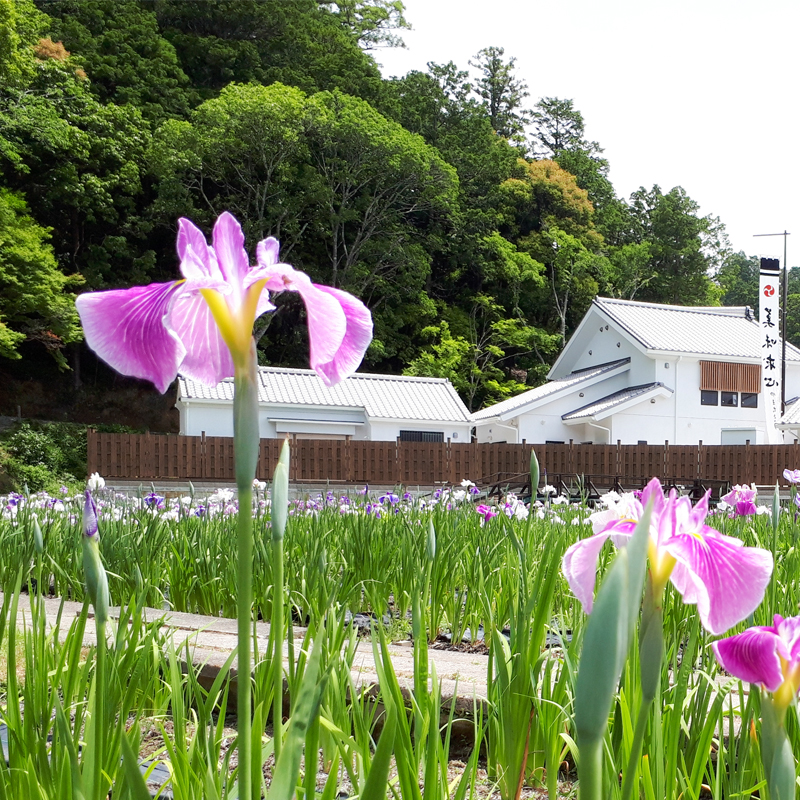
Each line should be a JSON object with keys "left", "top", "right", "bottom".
{"left": 86, "top": 428, "right": 96, "bottom": 478}
{"left": 745, "top": 439, "right": 752, "bottom": 484}
{"left": 697, "top": 440, "right": 703, "bottom": 482}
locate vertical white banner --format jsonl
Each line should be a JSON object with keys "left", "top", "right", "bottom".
{"left": 759, "top": 257, "right": 782, "bottom": 443}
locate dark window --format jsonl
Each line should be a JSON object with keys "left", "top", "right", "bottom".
{"left": 399, "top": 430, "right": 444, "bottom": 442}
{"left": 741, "top": 392, "right": 758, "bottom": 408}
{"left": 721, "top": 391, "right": 738, "bottom": 407}
{"left": 701, "top": 390, "right": 718, "bottom": 406}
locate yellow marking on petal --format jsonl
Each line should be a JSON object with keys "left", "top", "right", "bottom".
{"left": 775, "top": 660, "right": 800, "bottom": 712}
{"left": 200, "top": 288, "right": 249, "bottom": 365}
{"left": 240, "top": 278, "right": 268, "bottom": 333}
{"left": 648, "top": 537, "right": 677, "bottom": 600}
{"left": 200, "top": 281, "right": 270, "bottom": 368}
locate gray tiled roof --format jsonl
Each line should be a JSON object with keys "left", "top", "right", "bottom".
{"left": 471, "top": 359, "right": 631, "bottom": 421}
{"left": 562, "top": 382, "right": 672, "bottom": 421}
{"left": 595, "top": 297, "right": 800, "bottom": 361}
{"left": 779, "top": 398, "right": 800, "bottom": 427}
{"left": 179, "top": 368, "right": 471, "bottom": 422}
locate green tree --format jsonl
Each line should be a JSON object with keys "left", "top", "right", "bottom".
{"left": 607, "top": 241, "right": 654, "bottom": 300}
{"left": 0, "top": 4, "right": 153, "bottom": 287}
{"left": 0, "top": 188, "right": 82, "bottom": 364}
{"left": 150, "top": 83, "right": 458, "bottom": 367}
{"left": 320, "top": 0, "right": 410, "bottom": 49}
{"left": 155, "top": 0, "right": 384, "bottom": 101}
{"left": 715, "top": 251, "right": 759, "bottom": 307}
{"left": 625, "top": 185, "right": 724, "bottom": 306}
{"left": 469, "top": 46, "right": 530, "bottom": 144}
{"left": 531, "top": 97, "right": 597, "bottom": 157}
{"left": 150, "top": 82, "right": 311, "bottom": 248}
{"left": 34, "top": 0, "right": 194, "bottom": 122}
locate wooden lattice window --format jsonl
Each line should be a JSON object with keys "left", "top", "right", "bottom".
{"left": 700, "top": 361, "right": 761, "bottom": 393}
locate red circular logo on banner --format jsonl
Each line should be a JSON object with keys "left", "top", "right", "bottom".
{"left": 764, "top": 284, "right": 776, "bottom": 297}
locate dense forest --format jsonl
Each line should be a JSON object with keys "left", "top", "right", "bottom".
{"left": 0, "top": 0, "right": 793, "bottom": 425}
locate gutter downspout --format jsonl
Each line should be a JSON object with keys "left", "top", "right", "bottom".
{"left": 586, "top": 419, "right": 612, "bottom": 444}
{"left": 673, "top": 356, "right": 682, "bottom": 444}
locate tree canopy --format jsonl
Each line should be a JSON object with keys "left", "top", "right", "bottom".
{"left": 0, "top": 0, "right": 764, "bottom": 408}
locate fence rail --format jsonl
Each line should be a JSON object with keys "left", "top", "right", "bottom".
{"left": 87, "top": 431, "right": 800, "bottom": 487}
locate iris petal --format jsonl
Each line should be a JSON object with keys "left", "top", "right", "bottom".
{"left": 665, "top": 527, "right": 773, "bottom": 635}
{"left": 168, "top": 291, "right": 235, "bottom": 385}
{"left": 562, "top": 531, "right": 616, "bottom": 614}
{"left": 777, "top": 615, "right": 800, "bottom": 662}
{"left": 177, "top": 218, "right": 220, "bottom": 282}
{"left": 713, "top": 626, "right": 783, "bottom": 690}
{"left": 212, "top": 212, "right": 250, "bottom": 299}
{"left": 256, "top": 237, "right": 280, "bottom": 266}
{"left": 310, "top": 285, "right": 373, "bottom": 386}
{"left": 75, "top": 281, "right": 185, "bottom": 394}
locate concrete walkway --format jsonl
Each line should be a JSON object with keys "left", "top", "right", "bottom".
{"left": 5, "top": 593, "right": 490, "bottom": 714}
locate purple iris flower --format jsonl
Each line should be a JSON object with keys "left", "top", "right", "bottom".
{"left": 562, "top": 477, "right": 773, "bottom": 635}
{"left": 76, "top": 212, "right": 372, "bottom": 392}
{"left": 720, "top": 484, "right": 758, "bottom": 516}
{"left": 83, "top": 490, "right": 98, "bottom": 539}
{"left": 144, "top": 491, "right": 165, "bottom": 509}
{"left": 713, "top": 615, "right": 800, "bottom": 709}
{"left": 379, "top": 492, "right": 399, "bottom": 505}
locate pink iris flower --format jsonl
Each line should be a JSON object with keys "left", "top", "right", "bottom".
{"left": 562, "top": 477, "right": 773, "bottom": 635}
{"left": 783, "top": 468, "right": 800, "bottom": 485}
{"left": 719, "top": 483, "right": 758, "bottom": 517}
{"left": 75, "top": 212, "right": 372, "bottom": 392}
{"left": 713, "top": 615, "right": 800, "bottom": 710}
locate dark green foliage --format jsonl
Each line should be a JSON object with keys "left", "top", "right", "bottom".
{"left": 34, "top": 0, "right": 195, "bottom": 121}
{"left": 0, "top": 419, "right": 138, "bottom": 491}
{"left": 155, "top": 0, "right": 384, "bottom": 101}
{"left": 715, "top": 251, "right": 760, "bottom": 308}
{"left": 618, "top": 185, "right": 723, "bottom": 306}
{"left": 0, "top": 188, "right": 82, "bottom": 364}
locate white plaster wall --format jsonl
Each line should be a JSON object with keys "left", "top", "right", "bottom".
{"left": 569, "top": 326, "right": 654, "bottom": 384}
{"left": 180, "top": 403, "right": 234, "bottom": 437}
{"left": 258, "top": 405, "right": 368, "bottom": 440}
{"left": 368, "top": 419, "right": 472, "bottom": 442}
{"left": 180, "top": 401, "right": 471, "bottom": 441}
{"left": 551, "top": 309, "right": 654, "bottom": 383}
{"left": 670, "top": 358, "right": 768, "bottom": 444}
{"left": 475, "top": 371, "right": 631, "bottom": 444}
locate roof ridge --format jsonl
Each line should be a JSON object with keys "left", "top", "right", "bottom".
{"left": 595, "top": 297, "right": 747, "bottom": 317}
{"left": 257, "top": 366, "right": 450, "bottom": 383}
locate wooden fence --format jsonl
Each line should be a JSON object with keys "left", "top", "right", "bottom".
{"left": 87, "top": 430, "right": 800, "bottom": 486}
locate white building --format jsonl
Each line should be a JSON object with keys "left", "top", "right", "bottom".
{"left": 177, "top": 367, "right": 472, "bottom": 443}
{"left": 473, "top": 297, "right": 800, "bottom": 446}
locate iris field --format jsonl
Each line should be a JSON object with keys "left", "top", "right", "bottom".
{"left": 0, "top": 479, "right": 798, "bottom": 799}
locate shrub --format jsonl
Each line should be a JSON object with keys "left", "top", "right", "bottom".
{"left": 0, "top": 420, "right": 138, "bottom": 492}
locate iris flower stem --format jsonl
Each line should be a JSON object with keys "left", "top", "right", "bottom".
{"left": 621, "top": 579, "right": 664, "bottom": 800}
{"left": 578, "top": 738, "right": 603, "bottom": 800}
{"left": 233, "top": 342, "right": 260, "bottom": 800}
{"left": 93, "top": 619, "right": 106, "bottom": 800}
{"left": 272, "top": 536, "right": 284, "bottom": 758}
